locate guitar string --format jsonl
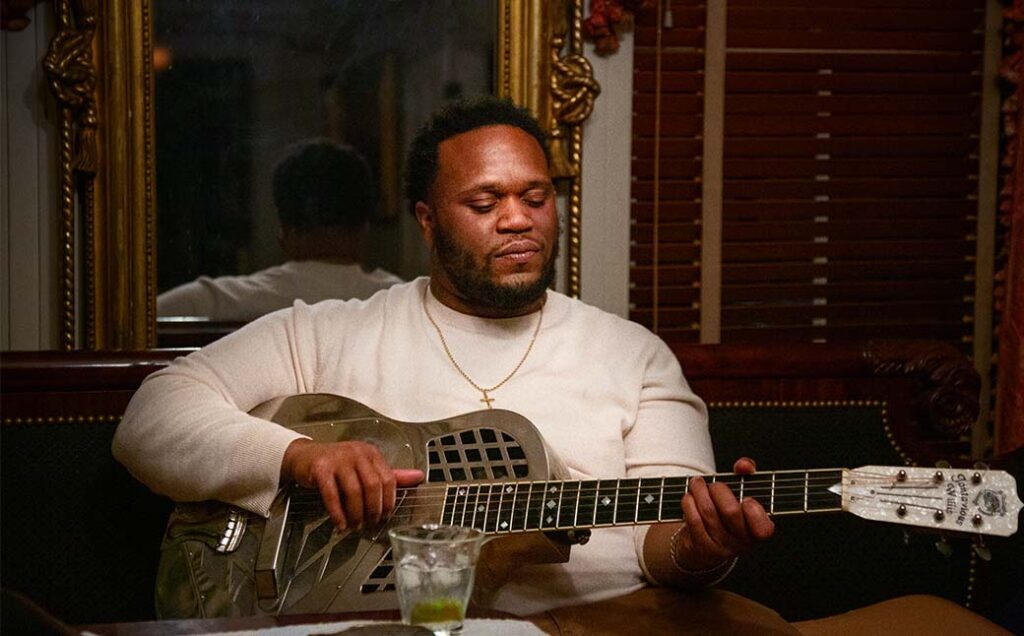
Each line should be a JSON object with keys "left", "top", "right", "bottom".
{"left": 284, "top": 473, "right": 917, "bottom": 507}
{"left": 284, "top": 475, "right": 857, "bottom": 518}
{"left": 288, "top": 468, "right": 918, "bottom": 511}
{"left": 283, "top": 471, "right": 901, "bottom": 508}
{"left": 282, "top": 471, "right": 936, "bottom": 509}
{"left": 285, "top": 473, "right": 850, "bottom": 504}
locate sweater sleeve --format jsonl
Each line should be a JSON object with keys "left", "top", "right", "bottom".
{"left": 156, "top": 279, "right": 217, "bottom": 317}
{"left": 112, "top": 303, "right": 324, "bottom": 516}
{"left": 622, "top": 334, "right": 714, "bottom": 582}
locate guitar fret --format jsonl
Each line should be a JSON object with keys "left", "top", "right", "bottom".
{"left": 519, "top": 482, "right": 532, "bottom": 531}
{"left": 496, "top": 482, "right": 515, "bottom": 532}
{"left": 526, "top": 482, "right": 546, "bottom": 530}
{"left": 493, "top": 483, "right": 506, "bottom": 532}
{"left": 490, "top": 483, "right": 503, "bottom": 532}
{"left": 577, "top": 480, "right": 599, "bottom": 529}
{"left": 573, "top": 482, "right": 582, "bottom": 528}
{"left": 660, "top": 476, "right": 688, "bottom": 521}
{"left": 431, "top": 469, "right": 850, "bottom": 537}
{"left": 474, "top": 484, "right": 487, "bottom": 531}
{"left": 508, "top": 482, "right": 521, "bottom": 531}
{"left": 442, "top": 485, "right": 457, "bottom": 525}
{"left": 483, "top": 483, "right": 496, "bottom": 532}
{"left": 657, "top": 477, "right": 665, "bottom": 522}
{"left": 804, "top": 471, "right": 809, "bottom": 513}
{"left": 558, "top": 481, "right": 580, "bottom": 529}
{"left": 636, "top": 478, "right": 661, "bottom": 522}
{"left": 615, "top": 479, "right": 639, "bottom": 525}
{"left": 595, "top": 480, "right": 616, "bottom": 526}
{"left": 462, "top": 485, "right": 474, "bottom": 526}
{"left": 464, "top": 484, "right": 476, "bottom": 529}
{"left": 542, "top": 482, "right": 560, "bottom": 529}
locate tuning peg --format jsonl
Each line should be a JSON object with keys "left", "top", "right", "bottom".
{"left": 973, "top": 538, "right": 992, "bottom": 562}
{"left": 935, "top": 536, "right": 953, "bottom": 557}
{"left": 903, "top": 530, "right": 911, "bottom": 546}
{"left": 936, "top": 460, "right": 952, "bottom": 469}
{"left": 974, "top": 461, "right": 990, "bottom": 471}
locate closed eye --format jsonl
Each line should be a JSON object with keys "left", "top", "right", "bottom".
{"left": 523, "top": 189, "right": 550, "bottom": 207}
{"left": 467, "top": 197, "right": 499, "bottom": 213}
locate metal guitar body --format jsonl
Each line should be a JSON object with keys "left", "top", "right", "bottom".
{"left": 155, "top": 393, "right": 551, "bottom": 618}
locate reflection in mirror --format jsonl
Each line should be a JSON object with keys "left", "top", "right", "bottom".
{"left": 153, "top": 0, "right": 496, "bottom": 320}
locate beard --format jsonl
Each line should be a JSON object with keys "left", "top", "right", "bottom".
{"left": 433, "top": 224, "right": 559, "bottom": 312}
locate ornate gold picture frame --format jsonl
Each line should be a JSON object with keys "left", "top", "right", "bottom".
{"left": 47, "top": 0, "right": 598, "bottom": 350}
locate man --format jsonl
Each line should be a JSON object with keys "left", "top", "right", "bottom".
{"left": 114, "top": 98, "right": 782, "bottom": 630}
{"left": 156, "top": 139, "right": 402, "bottom": 321}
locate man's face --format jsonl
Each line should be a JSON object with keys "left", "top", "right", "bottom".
{"left": 416, "top": 124, "right": 558, "bottom": 317}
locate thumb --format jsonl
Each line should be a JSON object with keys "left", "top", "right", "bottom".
{"left": 393, "top": 468, "right": 426, "bottom": 486}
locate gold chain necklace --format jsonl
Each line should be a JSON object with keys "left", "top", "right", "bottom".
{"left": 422, "top": 285, "right": 543, "bottom": 409}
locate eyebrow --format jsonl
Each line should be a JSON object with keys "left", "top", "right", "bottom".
{"left": 459, "top": 180, "right": 554, "bottom": 197}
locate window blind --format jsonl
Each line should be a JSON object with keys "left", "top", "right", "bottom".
{"left": 630, "top": 0, "right": 985, "bottom": 349}
{"left": 630, "top": 2, "right": 707, "bottom": 342}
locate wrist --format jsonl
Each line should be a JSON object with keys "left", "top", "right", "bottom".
{"left": 280, "top": 438, "right": 313, "bottom": 485}
{"left": 668, "top": 525, "right": 738, "bottom": 584}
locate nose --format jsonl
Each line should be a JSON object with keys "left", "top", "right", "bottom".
{"left": 496, "top": 199, "right": 534, "bottom": 233}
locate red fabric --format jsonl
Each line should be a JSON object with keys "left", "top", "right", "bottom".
{"left": 996, "top": 1, "right": 1024, "bottom": 454}
{"left": 995, "top": 88, "right": 1024, "bottom": 455}
{"left": 583, "top": 0, "right": 655, "bottom": 55}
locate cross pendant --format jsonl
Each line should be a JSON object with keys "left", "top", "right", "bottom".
{"left": 480, "top": 390, "right": 495, "bottom": 409}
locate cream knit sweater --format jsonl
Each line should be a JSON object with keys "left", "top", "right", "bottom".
{"left": 114, "top": 277, "right": 712, "bottom": 615}
{"left": 156, "top": 260, "right": 403, "bottom": 320}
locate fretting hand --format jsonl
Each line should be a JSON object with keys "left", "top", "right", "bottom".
{"left": 280, "top": 439, "right": 424, "bottom": 531}
{"left": 672, "top": 457, "right": 775, "bottom": 571}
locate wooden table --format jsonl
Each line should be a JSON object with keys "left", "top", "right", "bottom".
{"left": 81, "top": 608, "right": 536, "bottom": 635}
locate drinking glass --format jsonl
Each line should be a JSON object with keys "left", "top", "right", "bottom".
{"left": 387, "top": 524, "right": 486, "bottom": 636}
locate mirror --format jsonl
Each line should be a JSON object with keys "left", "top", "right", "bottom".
{"left": 153, "top": 1, "right": 496, "bottom": 305}
{"left": 46, "top": 0, "right": 597, "bottom": 348}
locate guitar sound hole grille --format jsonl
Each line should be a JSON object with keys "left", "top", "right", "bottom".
{"left": 360, "top": 548, "right": 395, "bottom": 594}
{"left": 426, "top": 427, "right": 530, "bottom": 483}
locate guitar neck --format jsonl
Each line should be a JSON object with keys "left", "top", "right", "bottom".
{"left": 439, "top": 468, "right": 845, "bottom": 535}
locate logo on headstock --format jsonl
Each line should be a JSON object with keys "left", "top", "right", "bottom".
{"left": 974, "top": 489, "right": 1007, "bottom": 517}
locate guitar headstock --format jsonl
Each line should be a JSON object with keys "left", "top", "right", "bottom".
{"left": 836, "top": 466, "right": 1022, "bottom": 537}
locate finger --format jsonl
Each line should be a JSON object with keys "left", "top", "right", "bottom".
{"left": 708, "top": 482, "right": 749, "bottom": 548}
{"left": 355, "top": 455, "right": 386, "bottom": 527}
{"left": 336, "top": 466, "right": 366, "bottom": 529}
{"left": 381, "top": 469, "right": 397, "bottom": 521}
{"left": 317, "top": 473, "right": 348, "bottom": 531}
{"left": 681, "top": 491, "right": 730, "bottom": 562}
{"left": 686, "top": 478, "right": 732, "bottom": 552}
{"left": 367, "top": 453, "right": 395, "bottom": 524}
{"left": 689, "top": 478, "right": 728, "bottom": 541}
{"left": 742, "top": 498, "right": 776, "bottom": 540}
{"left": 732, "top": 457, "right": 757, "bottom": 474}
{"left": 394, "top": 469, "right": 425, "bottom": 486}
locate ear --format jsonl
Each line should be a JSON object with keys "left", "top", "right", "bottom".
{"left": 414, "top": 201, "right": 435, "bottom": 249}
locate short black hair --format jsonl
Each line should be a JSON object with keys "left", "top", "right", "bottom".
{"left": 272, "top": 139, "right": 375, "bottom": 231}
{"left": 404, "top": 97, "right": 549, "bottom": 214}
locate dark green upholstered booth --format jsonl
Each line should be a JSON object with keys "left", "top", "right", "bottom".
{"left": 709, "top": 404, "right": 973, "bottom": 620}
{"left": 0, "top": 340, "right": 999, "bottom": 628}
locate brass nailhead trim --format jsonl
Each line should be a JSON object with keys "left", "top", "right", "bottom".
{"left": 708, "top": 400, "right": 911, "bottom": 466}
{"left": 3, "top": 415, "right": 121, "bottom": 425}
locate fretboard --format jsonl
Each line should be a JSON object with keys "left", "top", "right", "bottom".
{"left": 439, "top": 469, "right": 845, "bottom": 534}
